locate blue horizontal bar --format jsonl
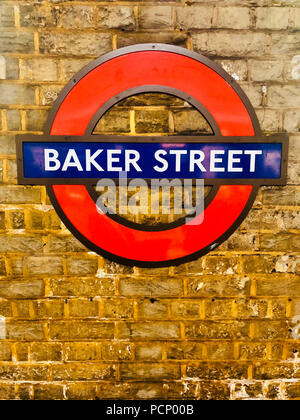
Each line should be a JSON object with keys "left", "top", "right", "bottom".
{"left": 23, "top": 142, "right": 282, "bottom": 180}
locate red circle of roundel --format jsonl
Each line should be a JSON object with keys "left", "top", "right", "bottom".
{"left": 45, "top": 45, "right": 259, "bottom": 267}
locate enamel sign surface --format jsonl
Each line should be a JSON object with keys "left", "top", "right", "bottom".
{"left": 16, "top": 44, "right": 289, "bottom": 267}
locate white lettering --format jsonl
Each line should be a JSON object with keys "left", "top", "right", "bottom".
{"left": 244, "top": 150, "right": 262, "bottom": 172}
{"left": 125, "top": 150, "right": 142, "bottom": 172}
{"left": 169, "top": 150, "right": 187, "bottom": 172}
{"left": 86, "top": 149, "right": 104, "bottom": 172}
{"left": 154, "top": 150, "right": 168, "bottom": 172}
{"left": 107, "top": 150, "right": 122, "bottom": 172}
{"left": 45, "top": 149, "right": 60, "bottom": 171}
{"left": 189, "top": 150, "right": 206, "bottom": 172}
{"left": 210, "top": 150, "right": 225, "bottom": 172}
{"left": 62, "top": 149, "right": 83, "bottom": 172}
{"left": 228, "top": 150, "right": 243, "bottom": 172}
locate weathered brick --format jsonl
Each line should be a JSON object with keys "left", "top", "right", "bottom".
{"left": 117, "top": 32, "right": 188, "bottom": 49}
{"left": 20, "top": 59, "right": 58, "bottom": 82}
{"left": 176, "top": 6, "right": 213, "bottom": 29}
{"left": 138, "top": 298, "right": 168, "bottom": 319}
{"left": 187, "top": 276, "right": 251, "bottom": 297}
{"left": 119, "top": 322, "right": 180, "bottom": 340}
{"left": 0, "top": 4, "right": 15, "bottom": 27}
{"left": 261, "top": 209, "right": 300, "bottom": 231}
{"left": 216, "top": 59, "right": 248, "bottom": 81}
{"left": 66, "top": 257, "right": 98, "bottom": 275}
{"left": 256, "top": 275, "right": 300, "bottom": 297}
{"left": 0, "top": 342, "right": 12, "bottom": 361}
{"left": 254, "top": 363, "right": 299, "bottom": 380}
{"left": 49, "top": 277, "right": 115, "bottom": 297}
{"left": 6, "top": 159, "right": 17, "bottom": 184}
{"left": 0, "top": 364, "right": 48, "bottom": 381}
{"left": 59, "top": 59, "right": 91, "bottom": 83}
{"left": 139, "top": 6, "right": 173, "bottom": 30}
{"left": 69, "top": 299, "right": 99, "bottom": 318}
{"left": 26, "top": 110, "right": 48, "bottom": 132}
{"left": 17, "top": 385, "right": 31, "bottom": 400}
{"left": 166, "top": 381, "right": 199, "bottom": 399}
{"left": 34, "top": 384, "right": 64, "bottom": 400}
{"left": 167, "top": 342, "right": 203, "bottom": 360}
{"left": 284, "top": 111, "right": 300, "bottom": 133}
{"left": 27, "top": 257, "right": 63, "bottom": 275}
{"left": 49, "top": 321, "right": 114, "bottom": 340}
{"left": 0, "top": 235, "right": 43, "bottom": 253}
{"left": 256, "top": 7, "right": 290, "bottom": 30}
{"left": 262, "top": 186, "right": 299, "bottom": 206}
{"left": 15, "top": 343, "right": 28, "bottom": 361}
{"left": 242, "top": 255, "right": 275, "bottom": 274}
{"left": 66, "top": 383, "right": 97, "bottom": 400}
{"left": 52, "top": 363, "right": 115, "bottom": 381}
{"left": 0, "top": 83, "right": 35, "bottom": 105}
{"left": 20, "top": 4, "right": 55, "bottom": 27}
{"left": 0, "top": 258, "right": 7, "bottom": 276}
{"left": 206, "top": 343, "right": 234, "bottom": 360}
{"left": 275, "top": 255, "right": 300, "bottom": 274}
{"left": 119, "top": 277, "right": 182, "bottom": 297}
{"left": 0, "top": 384, "right": 15, "bottom": 400}
{"left": 250, "top": 60, "right": 283, "bottom": 82}
{"left": 120, "top": 363, "right": 179, "bottom": 380}
{"left": 256, "top": 109, "right": 282, "bottom": 132}
{"left": 47, "top": 235, "right": 86, "bottom": 253}
{"left": 31, "top": 343, "right": 62, "bottom": 362}
{"left": 39, "top": 32, "right": 112, "bottom": 56}
{"left": 192, "top": 32, "right": 269, "bottom": 57}
{"left": 234, "top": 382, "right": 264, "bottom": 400}
{"left": 0, "top": 298, "right": 11, "bottom": 317}
{"left": 241, "top": 84, "right": 263, "bottom": 107}
{"left": 254, "top": 321, "right": 290, "bottom": 340}
{"left": 14, "top": 300, "right": 30, "bottom": 318}
{"left": 0, "top": 31, "right": 34, "bottom": 53}
{"left": 101, "top": 342, "right": 133, "bottom": 361}
{"left": 97, "top": 6, "right": 135, "bottom": 31}
{"left": 186, "top": 362, "right": 248, "bottom": 380}
{"left": 40, "top": 84, "right": 61, "bottom": 106}
{"left": 271, "top": 33, "right": 300, "bottom": 56}
{"left": 200, "top": 381, "right": 230, "bottom": 400}
{"left": 135, "top": 110, "right": 169, "bottom": 134}
{"left": 239, "top": 343, "right": 267, "bottom": 361}
{"left": 173, "top": 110, "right": 212, "bottom": 134}
{"left": 95, "top": 109, "right": 130, "bottom": 134}
{"left": 260, "top": 233, "right": 300, "bottom": 252}
{"left": 3, "top": 56, "right": 19, "bottom": 80}
{"left": 185, "top": 321, "right": 250, "bottom": 340}
{"left": 205, "top": 299, "right": 233, "bottom": 319}
{"left": 135, "top": 343, "right": 163, "bottom": 361}
{"left": 236, "top": 298, "right": 268, "bottom": 318}
{"left": 65, "top": 342, "right": 98, "bottom": 361}
{"left": 6, "top": 321, "right": 44, "bottom": 341}
{"left": 268, "top": 85, "right": 300, "bottom": 107}
{"left": 53, "top": 5, "right": 95, "bottom": 29}
{"left": 170, "top": 300, "right": 201, "bottom": 319}
{"left": 0, "top": 136, "right": 16, "bottom": 154}
{"left": 216, "top": 7, "right": 251, "bottom": 29}
{"left": 6, "top": 110, "right": 21, "bottom": 131}
{"left": 34, "top": 300, "right": 64, "bottom": 319}
{"left": 101, "top": 297, "right": 134, "bottom": 320}
{"left": 286, "top": 383, "right": 300, "bottom": 399}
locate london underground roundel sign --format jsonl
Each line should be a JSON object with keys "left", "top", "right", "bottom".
{"left": 16, "top": 44, "right": 288, "bottom": 267}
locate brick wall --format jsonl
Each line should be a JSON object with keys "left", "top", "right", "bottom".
{"left": 0, "top": 0, "right": 299, "bottom": 400}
